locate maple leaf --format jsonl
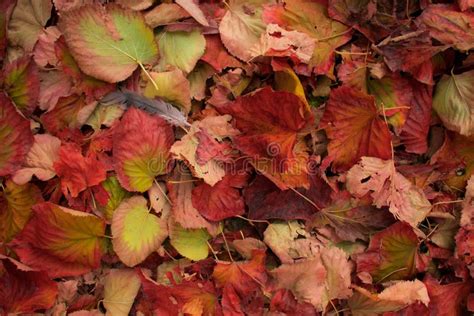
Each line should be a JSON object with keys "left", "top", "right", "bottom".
{"left": 0, "top": 93, "right": 33, "bottom": 176}
{"left": 355, "top": 222, "right": 419, "bottom": 282}
{"left": 113, "top": 107, "right": 174, "bottom": 192}
{"left": 111, "top": 196, "right": 168, "bottom": 267}
{"left": 54, "top": 142, "right": 107, "bottom": 198}
{"left": 0, "top": 257, "right": 58, "bottom": 314}
{"left": 192, "top": 174, "right": 248, "bottom": 221}
{"left": 0, "top": 179, "right": 42, "bottom": 243}
{"left": 320, "top": 86, "right": 392, "bottom": 172}
{"left": 433, "top": 69, "right": 474, "bottom": 136}
{"left": 58, "top": 3, "right": 158, "bottom": 83}
{"left": 346, "top": 157, "right": 432, "bottom": 227}
{"left": 103, "top": 269, "right": 141, "bottom": 316}
{"left": 11, "top": 202, "right": 107, "bottom": 278}
{"left": 1, "top": 56, "right": 39, "bottom": 115}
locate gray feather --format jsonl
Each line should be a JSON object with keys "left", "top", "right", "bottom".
{"left": 101, "top": 89, "right": 190, "bottom": 127}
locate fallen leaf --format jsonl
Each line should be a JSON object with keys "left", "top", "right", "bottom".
{"left": 320, "top": 86, "right": 392, "bottom": 171}
{"left": 12, "top": 202, "right": 107, "bottom": 278}
{"left": 113, "top": 107, "right": 174, "bottom": 192}
{"left": 59, "top": 4, "right": 158, "bottom": 82}
{"left": 0, "top": 93, "right": 33, "bottom": 176}
{"left": 112, "top": 196, "right": 168, "bottom": 267}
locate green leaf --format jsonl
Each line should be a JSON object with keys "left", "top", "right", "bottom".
{"left": 170, "top": 221, "right": 210, "bottom": 261}
{"left": 112, "top": 196, "right": 168, "bottom": 267}
{"left": 59, "top": 3, "right": 158, "bottom": 83}
{"left": 433, "top": 69, "right": 474, "bottom": 136}
{"left": 100, "top": 176, "right": 132, "bottom": 221}
{"left": 157, "top": 30, "right": 205, "bottom": 73}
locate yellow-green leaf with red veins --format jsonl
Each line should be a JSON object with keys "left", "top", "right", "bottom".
{"left": 217, "top": 87, "right": 313, "bottom": 189}
{"left": 11, "top": 202, "right": 107, "bottom": 278}
{"left": 113, "top": 107, "right": 174, "bottom": 192}
{"left": 320, "top": 86, "right": 392, "bottom": 172}
{"left": 356, "top": 222, "right": 419, "bottom": 282}
{"left": 433, "top": 69, "right": 474, "bottom": 136}
{"left": 111, "top": 196, "right": 168, "bottom": 267}
{"left": 1, "top": 56, "right": 39, "bottom": 115}
{"left": 0, "top": 179, "right": 42, "bottom": 243}
{"left": 0, "top": 93, "right": 33, "bottom": 176}
{"left": 58, "top": 3, "right": 158, "bottom": 83}
{"left": 263, "top": 0, "right": 351, "bottom": 76}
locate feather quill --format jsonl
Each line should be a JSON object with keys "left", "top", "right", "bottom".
{"left": 101, "top": 89, "right": 190, "bottom": 127}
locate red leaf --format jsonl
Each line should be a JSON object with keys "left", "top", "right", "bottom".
{"left": 1, "top": 56, "right": 40, "bottom": 115}
{"left": 0, "top": 257, "right": 58, "bottom": 314}
{"left": 54, "top": 143, "right": 107, "bottom": 198}
{"left": 0, "top": 93, "right": 33, "bottom": 176}
{"left": 269, "top": 289, "right": 317, "bottom": 316}
{"left": 424, "top": 275, "right": 471, "bottom": 315}
{"left": 201, "top": 35, "right": 242, "bottom": 72}
{"left": 356, "top": 222, "right": 419, "bottom": 282}
{"left": 113, "top": 107, "right": 174, "bottom": 192}
{"left": 11, "top": 202, "right": 106, "bottom": 278}
{"left": 320, "top": 85, "right": 392, "bottom": 171}
{"left": 213, "top": 250, "right": 267, "bottom": 296}
{"left": 192, "top": 173, "right": 248, "bottom": 221}
{"left": 417, "top": 4, "right": 474, "bottom": 51}
{"left": 217, "top": 87, "right": 313, "bottom": 189}
{"left": 245, "top": 172, "right": 333, "bottom": 221}
{"left": 400, "top": 83, "right": 433, "bottom": 154}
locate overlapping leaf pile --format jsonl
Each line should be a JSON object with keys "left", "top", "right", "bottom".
{"left": 1, "top": 0, "right": 474, "bottom": 315}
